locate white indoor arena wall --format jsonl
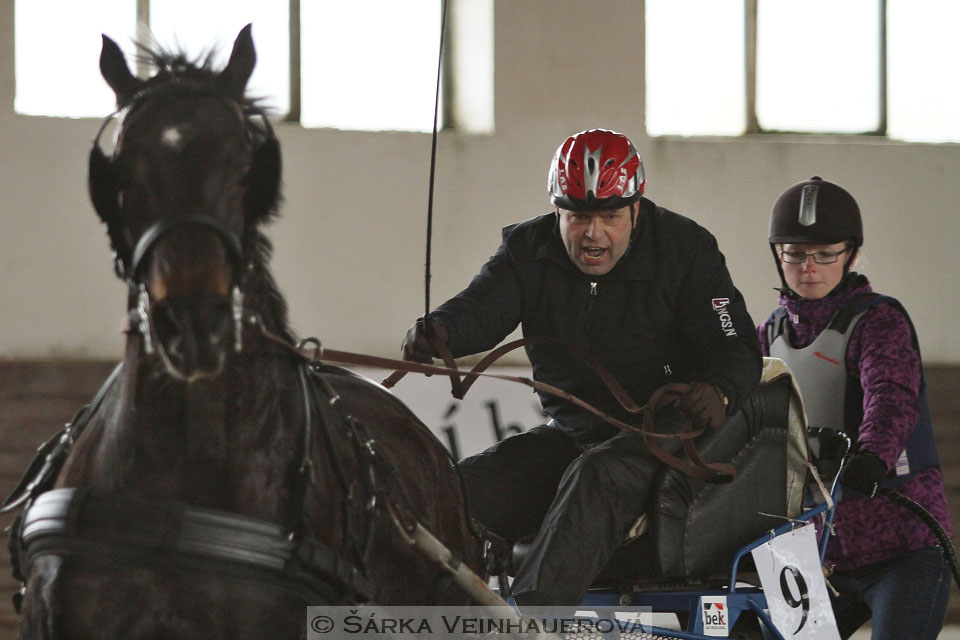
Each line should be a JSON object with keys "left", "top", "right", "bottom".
{"left": 1, "top": 0, "right": 958, "bottom": 363}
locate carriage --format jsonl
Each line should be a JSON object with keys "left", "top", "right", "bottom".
{"left": 493, "top": 358, "right": 847, "bottom": 639}
{"left": 2, "top": 25, "right": 857, "bottom": 640}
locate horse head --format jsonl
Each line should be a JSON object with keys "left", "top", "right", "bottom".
{"left": 88, "top": 25, "right": 282, "bottom": 381}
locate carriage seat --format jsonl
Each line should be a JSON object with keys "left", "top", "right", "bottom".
{"left": 595, "top": 358, "right": 810, "bottom": 586}
{"left": 510, "top": 358, "right": 810, "bottom": 588}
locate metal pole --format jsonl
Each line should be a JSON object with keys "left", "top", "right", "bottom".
{"left": 136, "top": 0, "right": 150, "bottom": 79}
{"left": 745, "top": 0, "right": 759, "bottom": 134}
{"left": 287, "top": 0, "right": 301, "bottom": 122}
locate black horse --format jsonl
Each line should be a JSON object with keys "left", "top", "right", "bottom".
{"left": 9, "top": 26, "right": 482, "bottom": 639}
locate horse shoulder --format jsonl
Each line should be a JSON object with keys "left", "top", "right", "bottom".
{"left": 314, "top": 367, "right": 434, "bottom": 434}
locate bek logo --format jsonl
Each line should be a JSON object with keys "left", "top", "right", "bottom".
{"left": 712, "top": 298, "right": 737, "bottom": 337}
{"left": 701, "top": 596, "right": 729, "bottom": 635}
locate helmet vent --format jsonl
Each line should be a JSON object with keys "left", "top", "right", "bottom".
{"left": 548, "top": 129, "right": 645, "bottom": 210}
{"left": 798, "top": 184, "right": 819, "bottom": 226}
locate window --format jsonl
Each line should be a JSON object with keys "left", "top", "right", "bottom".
{"left": 645, "top": 0, "right": 745, "bottom": 137}
{"left": 645, "top": 0, "right": 960, "bottom": 142}
{"left": 886, "top": 0, "right": 960, "bottom": 142}
{"left": 755, "top": 0, "right": 881, "bottom": 134}
{"left": 149, "top": 0, "right": 289, "bottom": 117}
{"left": 300, "top": 1, "right": 441, "bottom": 132}
{"left": 14, "top": 0, "right": 137, "bottom": 119}
{"left": 14, "top": 0, "right": 494, "bottom": 134}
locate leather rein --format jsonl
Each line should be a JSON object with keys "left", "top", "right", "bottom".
{"left": 256, "top": 326, "right": 736, "bottom": 485}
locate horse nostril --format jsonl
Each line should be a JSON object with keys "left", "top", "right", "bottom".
{"left": 205, "top": 302, "right": 233, "bottom": 350}
{"left": 153, "top": 302, "right": 186, "bottom": 358}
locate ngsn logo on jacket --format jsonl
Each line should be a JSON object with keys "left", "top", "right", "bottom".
{"left": 712, "top": 298, "right": 738, "bottom": 337}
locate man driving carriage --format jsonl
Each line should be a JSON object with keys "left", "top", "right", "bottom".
{"left": 401, "top": 128, "right": 762, "bottom": 607}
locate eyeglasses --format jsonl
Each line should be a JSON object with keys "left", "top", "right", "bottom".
{"left": 779, "top": 248, "right": 849, "bottom": 264}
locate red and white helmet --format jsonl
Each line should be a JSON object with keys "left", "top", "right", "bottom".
{"left": 548, "top": 129, "right": 645, "bottom": 211}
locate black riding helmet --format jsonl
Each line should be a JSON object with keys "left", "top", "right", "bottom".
{"left": 768, "top": 176, "right": 863, "bottom": 297}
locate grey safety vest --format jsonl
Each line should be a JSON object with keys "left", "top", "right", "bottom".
{"left": 768, "top": 294, "right": 940, "bottom": 491}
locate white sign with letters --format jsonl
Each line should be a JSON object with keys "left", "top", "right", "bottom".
{"left": 751, "top": 523, "right": 840, "bottom": 639}
{"left": 351, "top": 366, "right": 544, "bottom": 458}
{"left": 700, "top": 595, "right": 730, "bottom": 636}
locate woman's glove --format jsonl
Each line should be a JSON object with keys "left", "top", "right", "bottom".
{"left": 842, "top": 452, "right": 888, "bottom": 498}
{"left": 676, "top": 383, "right": 728, "bottom": 429}
{"left": 401, "top": 318, "right": 448, "bottom": 363}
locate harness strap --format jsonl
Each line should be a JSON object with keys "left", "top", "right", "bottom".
{"left": 129, "top": 214, "right": 244, "bottom": 281}
{"left": 439, "top": 334, "right": 647, "bottom": 413}
{"left": 2, "top": 364, "right": 123, "bottom": 514}
{"left": 18, "top": 488, "right": 371, "bottom": 604}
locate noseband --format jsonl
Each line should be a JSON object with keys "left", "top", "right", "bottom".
{"left": 128, "top": 214, "right": 247, "bottom": 357}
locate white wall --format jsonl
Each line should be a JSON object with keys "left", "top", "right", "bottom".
{"left": 1, "top": 0, "right": 958, "bottom": 363}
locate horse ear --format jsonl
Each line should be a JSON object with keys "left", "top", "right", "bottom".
{"left": 218, "top": 24, "right": 257, "bottom": 100}
{"left": 99, "top": 35, "right": 142, "bottom": 106}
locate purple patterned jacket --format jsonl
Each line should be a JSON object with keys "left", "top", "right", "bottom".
{"left": 758, "top": 274, "right": 952, "bottom": 572}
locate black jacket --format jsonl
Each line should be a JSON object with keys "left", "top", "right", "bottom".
{"left": 431, "top": 198, "right": 762, "bottom": 442}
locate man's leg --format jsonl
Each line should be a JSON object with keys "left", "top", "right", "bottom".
{"left": 510, "top": 432, "right": 659, "bottom": 608}
{"left": 458, "top": 425, "right": 582, "bottom": 542}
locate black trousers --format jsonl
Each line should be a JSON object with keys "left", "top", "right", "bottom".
{"left": 458, "top": 424, "right": 664, "bottom": 607}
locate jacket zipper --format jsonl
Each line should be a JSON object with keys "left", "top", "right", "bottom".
{"left": 584, "top": 281, "right": 599, "bottom": 351}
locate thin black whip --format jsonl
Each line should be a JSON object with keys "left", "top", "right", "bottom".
{"left": 879, "top": 488, "right": 960, "bottom": 590}
{"left": 425, "top": 0, "right": 449, "bottom": 320}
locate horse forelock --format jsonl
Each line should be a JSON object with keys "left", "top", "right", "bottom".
{"left": 126, "top": 42, "right": 272, "bottom": 138}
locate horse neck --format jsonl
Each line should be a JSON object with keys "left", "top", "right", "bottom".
{"left": 119, "top": 263, "right": 294, "bottom": 435}
{"left": 91, "top": 328, "right": 305, "bottom": 514}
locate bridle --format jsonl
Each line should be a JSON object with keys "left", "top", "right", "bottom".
{"left": 127, "top": 214, "right": 247, "bottom": 357}
{"left": 88, "top": 81, "right": 279, "bottom": 362}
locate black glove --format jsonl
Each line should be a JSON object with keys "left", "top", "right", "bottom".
{"left": 676, "top": 383, "right": 728, "bottom": 429}
{"left": 842, "top": 451, "right": 888, "bottom": 498}
{"left": 400, "top": 318, "right": 448, "bottom": 364}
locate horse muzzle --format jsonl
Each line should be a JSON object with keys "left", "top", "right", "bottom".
{"left": 142, "top": 288, "right": 243, "bottom": 382}
{"left": 125, "top": 217, "right": 248, "bottom": 381}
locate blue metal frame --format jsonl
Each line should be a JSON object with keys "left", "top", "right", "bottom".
{"left": 574, "top": 476, "right": 843, "bottom": 639}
